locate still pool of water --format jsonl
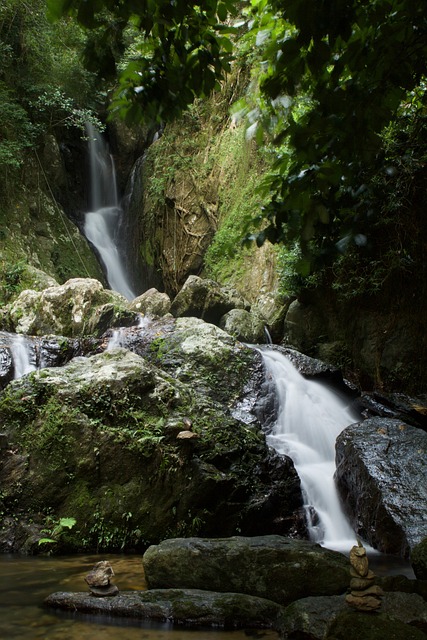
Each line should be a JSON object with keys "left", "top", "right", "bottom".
{"left": 0, "top": 554, "right": 279, "bottom": 639}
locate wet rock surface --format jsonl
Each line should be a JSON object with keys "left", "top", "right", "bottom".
{"left": 44, "top": 588, "right": 285, "bottom": 630}
{"left": 142, "top": 535, "right": 350, "bottom": 606}
{"left": 0, "top": 319, "right": 303, "bottom": 553}
{"left": 170, "top": 275, "right": 249, "bottom": 325}
{"left": 335, "top": 418, "right": 427, "bottom": 557}
{"left": 281, "top": 592, "right": 427, "bottom": 639}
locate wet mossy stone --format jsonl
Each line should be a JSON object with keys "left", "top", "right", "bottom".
{"left": 8, "top": 278, "right": 131, "bottom": 337}
{"left": 142, "top": 536, "right": 350, "bottom": 606}
{"left": 0, "top": 346, "right": 303, "bottom": 552}
{"left": 44, "top": 588, "right": 285, "bottom": 630}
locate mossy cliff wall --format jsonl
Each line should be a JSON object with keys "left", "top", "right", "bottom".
{"left": 0, "top": 130, "right": 105, "bottom": 304}
{"left": 124, "top": 73, "right": 279, "bottom": 301}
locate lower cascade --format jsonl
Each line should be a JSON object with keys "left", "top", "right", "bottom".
{"left": 261, "top": 348, "right": 358, "bottom": 551}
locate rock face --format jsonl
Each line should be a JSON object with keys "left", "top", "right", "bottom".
{"left": 142, "top": 536, "right": 350, "bottom": 606}
{"left": 0, "top": 318, "right": 303, "bottom": 553}
{"left": 335, "top": 418, "right": 427, "bottom": 557}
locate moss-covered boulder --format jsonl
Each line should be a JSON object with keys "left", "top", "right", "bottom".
{"left": 280, "top": 592, "right": 427, "bottom": 639}
{"left": 142, "top": 536, "right": 350, "bottom": 606}
{"left": 129, "top": 288, "right": 171, "bottom": 317}
{"left": 7, "top": 278, "right": 136, "bottom": 337}
{"left": 170, "top": 276, "right": 249, "bottom": 325}
{"left": 0, "top": 330, "right": 303, "bottom": 553}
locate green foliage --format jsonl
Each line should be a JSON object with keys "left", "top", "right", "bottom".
{"left": 38, "top": 516, "right": 76, "bottom": 547}
{"left": 0, "top": 260, "right": 26, "bottom": 303}
{"left": 47, "top": 0, "right": 238, "bottom": 124}
{"left": 0, "top": 0, "right": 103, "bottom": 193}
{"left": 236, "top": 0, "right": 427, "bottom": 268}
{"left": 50, "top": 0, "right": 426, "bottom": 285}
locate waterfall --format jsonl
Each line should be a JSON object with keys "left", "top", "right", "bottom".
{"left": 9, "top": 334, "right": 37, "bottom": 379}
{"left": 261, "top": 348, "right": 358, "bottom": 552}
{"left": 84, "top": 123, "right": 136, "bottom": 301}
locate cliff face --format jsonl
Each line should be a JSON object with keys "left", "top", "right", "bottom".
{"left": 0, "top": 129, "right": 105, "bottom": 303}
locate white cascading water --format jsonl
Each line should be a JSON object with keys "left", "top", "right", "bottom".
{"left": 261, "top": 348, "right": 358, "bottom": 552}
{"left": 9, "top": 334, "right": 37, "bottom": 379}
{"left": 84, "top": 123, "right": 136, "bottom": 301}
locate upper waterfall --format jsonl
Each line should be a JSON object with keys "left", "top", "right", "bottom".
{"left": 83, "top": 123, "right": 136, "bottom": 301}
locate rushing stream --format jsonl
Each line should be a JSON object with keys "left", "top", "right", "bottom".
{"left": 260, "top": 348, "right": 360, "bottom": 552}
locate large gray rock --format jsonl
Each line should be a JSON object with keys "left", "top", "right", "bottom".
{"left": 335, "top": 418, "right": 427, "bottom": 557}
{"left": 142, "top": 536, "right": 350, "bottom": 606}
{"left": 7, "top": 278, "right": 135, "bottom": 337}
{"left": 0, "top": 337, "right": 303, "bottom": 553}
{"left": 219, "top": 308, "right": 265, "bottom": 343}
{"left": 129, "top": 288, "right": 171, "bottom": 317}
{"left": 170, "top": 275, "right": 249, "bottom": 325}
{"left": 44, "top": 588, "right": 285, "bottom": 630}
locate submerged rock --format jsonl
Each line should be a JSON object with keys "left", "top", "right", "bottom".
{"left": 335, "top": 418, "right": 427, "bottom": 558}
{"left": 44, "top": 588, "right": 285, "bottom": 630}
{"left": 142, "top": 536, "right": 350, "bottom": 606}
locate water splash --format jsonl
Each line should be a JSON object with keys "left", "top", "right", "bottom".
{"left": 261, "top": 348, "right": 358, "bottom": 552}
{"left": 84, "top": 123, "right": 136, "bottom": 301}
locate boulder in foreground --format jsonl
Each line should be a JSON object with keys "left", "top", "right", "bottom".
{"left": 142, "top": 535, "right": 350, "bottom": 606}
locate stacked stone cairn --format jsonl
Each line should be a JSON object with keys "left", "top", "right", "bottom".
{"left": 346, "top": 540, "right": 384, "bottom": 611}
{"left": 85, "top": 560, "right": 119, "bottom": 597}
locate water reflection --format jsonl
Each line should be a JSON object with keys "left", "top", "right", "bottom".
{"left": 0, "top": 554, "right": 279, "bottom": 639}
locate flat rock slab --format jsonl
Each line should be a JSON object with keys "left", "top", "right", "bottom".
{"left": 44, "top": 588, "right": 285, "bottom": 630}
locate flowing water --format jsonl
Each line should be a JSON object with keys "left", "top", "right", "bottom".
{"left": 84, "top": 123, "right": 136, "bottom": 301}
{"left": 0, "top": 554, "right": 279, "bottom": 640}
{"left": 260, "top": 348, "right": 360, "bottom": 552}
{"left": 9, "top": 334, "right": 37, "bottom": 379}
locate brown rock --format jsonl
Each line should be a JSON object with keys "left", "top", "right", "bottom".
{"left": 350, "top": 575, "right": 375, "bottom": 590}
{"left": 88, "top": 584, "right": 119, "bottom": 597}
{"left": 349, "top": 541, "right": 369, "bottom": 577}
{"left": 345, "top": 594, "right": 382, "bottom": 611}
{"left": 85, "top": 561, "right": 115, "bottom": 588}
{"left": 350, "top": 585, "right": 384, "bottom": 598}
{"left": 176, "top": 430, "right": 198, "bottom": 440}
{"left": 350, "top": 567, "right": 375, "bottom": 580}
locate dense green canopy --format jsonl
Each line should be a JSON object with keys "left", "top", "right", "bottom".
{"left": 46, "top": 0, "right": 427, "bottom": 270}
